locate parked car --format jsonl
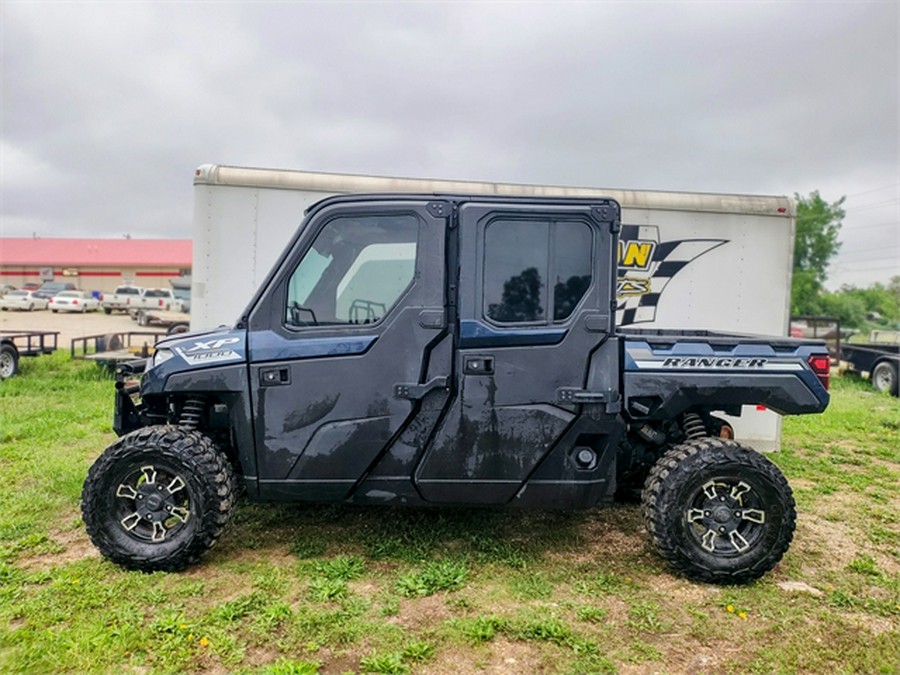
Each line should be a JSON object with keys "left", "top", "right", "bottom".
{"left": 33, "top": 281, "right": 77, "bottom": 300}
{"left": 0, "top": 290, "right": 49, "bottom": 311}
{"left": 0, "top": 284, "right": 17, "bottom": 297}
{"left": 22, "top": 282, "right": 41, "bottom": 292}
{"left": 49, "top": 290, "right": 99, "bottom": 313}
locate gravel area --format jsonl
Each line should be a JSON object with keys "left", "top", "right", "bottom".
{"left": 0, "top": 308, "right": 163, "bottom": 353}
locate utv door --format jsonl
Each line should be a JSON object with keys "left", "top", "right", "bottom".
{"left": 415, "top": 200, "right": 622, "bottom": 505}
{"left": 245, "top": 198, "right": 450, "bottom": 501}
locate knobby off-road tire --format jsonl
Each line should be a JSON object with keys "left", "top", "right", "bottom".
{"left": 641, "top": 437, "right": 795, "bottom": 584}
{"left": 872, "top": 361, "right": 899, "bottom": 396}
{"left": 82, "top": 426, "right": 235, "bottom": 572}
{"left": 0, "top": 344, "right": 19, "bottom": 379}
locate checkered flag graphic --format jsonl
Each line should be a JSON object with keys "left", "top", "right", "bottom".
{"left": 616, "top": 225, "right": 726, "bottom": 326}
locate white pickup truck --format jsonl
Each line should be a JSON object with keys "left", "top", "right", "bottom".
{"left": 126, "top": 288, "right": 183, "bottom": 320}
{"left": 100, "top": 286, "right": 144, "bottom": 314}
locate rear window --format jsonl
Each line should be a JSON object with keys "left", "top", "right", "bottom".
{"left": 144, "top": 290, "right": 168, "bottom": 298}
{"left": 483, "top": 219, "right": 593, "bottom": 324}
{"left": 9, "top": 291, "right": 27, "bottom": 297}
{"left": 116, "top": 287, "right": 141, "bottom": 295}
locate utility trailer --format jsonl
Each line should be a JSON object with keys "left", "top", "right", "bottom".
{"left": 191, "top": 164, "right": 798, "bottom": 451}
{"left": 136, "top": 309, "right": 191, "bottom": 334}
{"left": 841, "top": 342, "right": 900, "bottom": 395}
{"left": 70, "top": 331, "right": 165, "bottom": 374}
{"left": 0, "top": 330, "right": 58, "bottom": 379}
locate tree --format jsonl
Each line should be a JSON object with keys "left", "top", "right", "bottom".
{"left": 791, "top": 191, "right": 845, "bottom": 316}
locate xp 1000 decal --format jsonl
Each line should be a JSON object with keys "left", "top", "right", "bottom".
{"left": 616, "top": 224, "right": 727, "bottom": 326}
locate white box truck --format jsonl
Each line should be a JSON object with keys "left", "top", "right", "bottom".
{"left": 191, "top": 164, "right": 796, "bottom": 449}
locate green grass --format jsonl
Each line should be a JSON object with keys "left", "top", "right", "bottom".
{"left": 0, "top": 355, "right": 898, "bottom": 672}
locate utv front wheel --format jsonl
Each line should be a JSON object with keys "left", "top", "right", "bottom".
{"left": 642, "top": 438, "right": 795, "bottom": 583}
{"left": 82, "top": 426, "right": 235, "bottom": 572}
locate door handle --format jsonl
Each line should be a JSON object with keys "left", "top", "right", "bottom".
{"left": 464, "top": 356, "right": 494, "bottom": 375}
{"left": 260, "top": 367, "right": 291, "bottom": 386}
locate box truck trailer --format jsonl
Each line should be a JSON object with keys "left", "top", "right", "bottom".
{"left": 191, "top": 164, "right": 796, "bottom": 450}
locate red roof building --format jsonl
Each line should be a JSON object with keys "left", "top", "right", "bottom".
{"left": 0, "top": 238, "right": 192, "bottom": 293}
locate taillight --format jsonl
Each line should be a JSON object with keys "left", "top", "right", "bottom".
{"left": 73, "top": 299, "right": 79, "bottom": 305}
{"left": 127, "top": 298, "right": 131, "bottom": 305}
{"left": 158, "top": 299, "right": 164, "bottom": 307}
{"left": 99, "top": 293, "right": 104, "bottom": 301}
{"left": 808, "top": 354, "right": 831, "bottom": 390}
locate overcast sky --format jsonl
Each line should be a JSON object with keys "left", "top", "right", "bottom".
{"left": 2, "top": 1, "right": 897, "bottom": 289}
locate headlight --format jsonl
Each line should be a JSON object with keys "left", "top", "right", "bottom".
{"left": 151, "top": 348, "right": 174, "bottom": 369}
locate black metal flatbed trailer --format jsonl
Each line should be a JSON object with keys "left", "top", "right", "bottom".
{"left": 841, "top": 342, "right": 900, "bottom": 395}
{"left": 70, "top": 331, "right": 166, "bottom": 374}
{"left": 0, "top": 330, "right": 59, "bottom": 379}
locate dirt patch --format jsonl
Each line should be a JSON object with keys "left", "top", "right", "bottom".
{"left": 17, "top": 524, "right": 99, "bottom": 571}
{"left": 421, "top": 637, "right": 549, "bottom": 674}
{"left": 389, "top": 593, "right": 454, "bottom": 630}
{"left": 793, "top": 493, "right": 900, "bottom": 576}
{"left": 645, "top": 573, "right": 719, "bottom": 606}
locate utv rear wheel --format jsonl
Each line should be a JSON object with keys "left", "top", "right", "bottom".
{"left": 642, "top": 437, "right": 795, "bottom": 584}
{"left": 82, "top": 426, "right": 235, "bottom": 572}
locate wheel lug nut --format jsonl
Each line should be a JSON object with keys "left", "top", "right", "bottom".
{"left": 705, "top": 511, "right": 711, "bottom": 517}
{"left": 735, "top": 512, "right": 741, "bottom": 518}
{"left": 719, "top": 526, "right": 726, "bottom": 533}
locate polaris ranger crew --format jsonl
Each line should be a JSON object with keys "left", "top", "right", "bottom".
{"left": 82, "top": 195, "right": 831, "bottom": 583}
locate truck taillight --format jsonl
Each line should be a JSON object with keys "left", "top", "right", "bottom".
{"left": 159, "top": 299, "right": 164, "bottom": 307}
{"left": 99, "top": 293, "right": 104, "bottom": 301}
{"left": 808, "top": 354, "right": 830, "bottom": 390}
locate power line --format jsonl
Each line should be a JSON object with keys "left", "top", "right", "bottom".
{"left": 844, "top": 198, "right": 900, "bottom": 213}
{"left": 840, "top": 221, "right": 899, "bottom": 231}
{"left": 845, "top": 183, "right": 900, "bottom": 200}
{"left": 838, "top": 248, "right": 899, "bottom": 257}
{"left": 831, "top": 260, "right": 899, "bottom": 269}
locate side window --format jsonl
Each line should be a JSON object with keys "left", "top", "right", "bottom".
{"left": 552, "top": 223, "right": 593, "bottom": 321}
{"left": 484, "top": 219, "right": 592, "bottom": 325}
{"left": 285, "top": 214, "right": 419, "bottom": 328}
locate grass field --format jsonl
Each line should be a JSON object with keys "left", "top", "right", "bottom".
{"left": 0, "top": 352, "right": 897, "bottom": 673}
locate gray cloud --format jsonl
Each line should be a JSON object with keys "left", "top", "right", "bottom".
{"left": 2, "top": 1, "right": 897, "bottom": 287}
